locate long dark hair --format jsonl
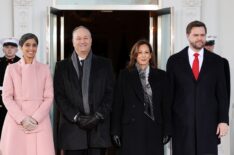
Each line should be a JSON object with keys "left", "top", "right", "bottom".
{"left": 127, "top": 39, "right": 156, "bottom": 70}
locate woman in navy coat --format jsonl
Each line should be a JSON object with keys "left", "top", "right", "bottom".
{"left": 111, "top": 40, "right": 171, "bottom": 155}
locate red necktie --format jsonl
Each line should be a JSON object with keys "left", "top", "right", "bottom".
{"left": 192, "top": 53, "right": 199, "bottom": 80}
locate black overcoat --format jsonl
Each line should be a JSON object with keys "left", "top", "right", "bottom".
{"left": 222, "top": 58, "right": 230, "bottom": 102}
{"left": 111, "top": 67, "right": 171, "bottom": 155}
{"left": 166, "top": 47, "right": 229, "bottom": 155}
{"left": 54, "top": 54, "right": 114, "bottom": 150}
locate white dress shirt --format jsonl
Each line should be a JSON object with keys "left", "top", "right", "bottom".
{"left": 188, "top": 47, "right": 204, "bottom": 71}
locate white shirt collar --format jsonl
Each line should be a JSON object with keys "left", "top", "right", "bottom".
{"left": 188, "top": 47, "right": 204, "bottom": 71}
{"left": 78, "top": 56, "right": 85, "bottom": 61}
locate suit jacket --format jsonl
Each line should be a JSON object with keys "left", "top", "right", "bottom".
{"left": 111, "top": 67, "right": 171, "bottom": 155}
{"left": 166, "top": 47, "right": 229, "bottom": 155}
{"left": 54, "top": 54, "right": 114, "bottom": 150}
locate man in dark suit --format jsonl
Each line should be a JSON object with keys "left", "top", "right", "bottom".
{"left": 54, "top": 26, "right": 114, "bottom": 155}
{"left": 0, "top": 38, "right": 20, "bottom": 137}
{"left": 166, "top": 21, "right": 229, "bottom": 155}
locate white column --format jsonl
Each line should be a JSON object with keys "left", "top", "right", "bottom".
{"left": 181, "top": 0, "right": 201, "bottom": 47}
{"left": 0, "top": 0, "right": 14, "bottom": 57}
{"left": 13, "top": 0, "right": 53, "bottom": 63}
{"left": 13, "top": 0, "right": 33, "bottom": 58}
{"left": 218, "top": 1, "right": 234, "bottom": 155}
{"left": 201, "top": 0, "right": 219, "bottom": 53}
{"left": 13, "top": 0, "right": 33, "bottom": 39}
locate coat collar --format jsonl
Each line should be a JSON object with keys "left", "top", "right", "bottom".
{"left": 19, "top": 57, "right": 37, "bottom": 66}
{"left": 1, "top": 56, "right": 20, "bottom": 63}
{"left": 128, "top": 66, "right": 159, "bottom": 103}
{"left": 129, "top": 66, "right": 144, "bottom": 103}
{"left": 179, "top": 46, "right": 210, "bottom": 82}
{"left": 197, "top": 49, "right": 210, "bottom": 82}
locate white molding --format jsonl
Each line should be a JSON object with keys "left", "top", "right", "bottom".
{"left": 182, "top": 0, "right": 201, "bottom": 7}
{"left": 53, "top": 4, "right": 159, "bottom": 10}
{"left": 183, "top": 7, "right": 200, "bottom": 20}
{"left": 14, "top": 0, "right": 32, "bottom": 6}
{"left": 13, "top": 2, "right": 33, "bottom": 38}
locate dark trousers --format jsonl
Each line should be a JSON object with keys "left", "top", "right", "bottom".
{"left": 64, "top": 148, "right": 106, "bottom": 155}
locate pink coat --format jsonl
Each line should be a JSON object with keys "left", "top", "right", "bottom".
{"left": 0, "top": 59, "right": 55, "bottom": 155}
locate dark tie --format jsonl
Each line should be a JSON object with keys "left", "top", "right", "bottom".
{"left": 79, "top": 60, "right": 84, "bottom": 81}
{"left": 192, "top": 53, "right": 199, "bottom": 80}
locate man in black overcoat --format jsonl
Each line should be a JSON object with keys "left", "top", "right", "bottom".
{"left": 54, "top": 26, "right": 114, "bottom": 155}
{"left": 166, "top": 21, "right": 229, "bottom": 155}
{"left": 0, "top": 38, "right": 20, "bottom": 137}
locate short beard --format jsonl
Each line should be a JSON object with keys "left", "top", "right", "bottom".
{"left": 190, "top": 41, "right": 205, "bottom": 51}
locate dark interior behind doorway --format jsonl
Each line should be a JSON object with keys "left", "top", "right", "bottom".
{"left": 54, "top": 10, "right": 151, "bottom": 155}
{"left": 64, "top": 10, "right": 149, "bottom": 75}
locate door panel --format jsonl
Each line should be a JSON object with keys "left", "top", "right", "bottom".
{"left": 151, "top": 7, "right": 174, "bottom": 71}
{"left": 151, "top": 8, "right": 174, "bottom": 155}
{"left": 48, "top": 7, "right": 64, "bottom": 155}
{"left": 48, "top": 7, "right": 174, "bottom": 155}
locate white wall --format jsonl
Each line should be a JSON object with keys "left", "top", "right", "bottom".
{"left": 203, "top": 0, "right": 234, "bottom": 154}
{"left": 201, "top": 0, "right": 219, "bottom": 51}
{"left": 161, "top": 0, "right": 184, "bottom": 52}
{"left": 32, "top": 0, "right": 52, "bottom": 63}
{"left": 218, "top": 1, "right": 234, "bottom": 154}
{"left": 0, "top": 0, "right": 14, "bottom": 57}
{"left": 0, "top": 0, "right": 52, "bottom": 62}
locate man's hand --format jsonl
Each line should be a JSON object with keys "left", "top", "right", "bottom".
{"left": 21, "top": 116, "right": 38, "bottom": 131}
{"left": 81, "top": 114, "right": 100, "bottom": 130}
{"left": 216, "top": 123, "right": 229, "bottom": 138}
{"left": 77, "top": 113, "right": 101, "bottom": 130}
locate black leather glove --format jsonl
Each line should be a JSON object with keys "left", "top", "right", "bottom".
{"left": 77, "top": 113, "right": 101, "bottom": 130}
{"left": 112, "top": 135, "right": 121, "bottom": 147}
{"left": 163, "top": 135, "right": 171, "bottom": 145}
{"left": 77, "top": 115, "right": 92, "bottom": 129}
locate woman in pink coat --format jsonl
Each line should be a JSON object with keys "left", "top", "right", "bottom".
{"left": 0, "top": 33, "right": 55, "bottom": 155}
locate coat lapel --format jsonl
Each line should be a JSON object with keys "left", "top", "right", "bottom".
{"left": 129, "top": 67, "right": 144, "bottom": 103}
{"left": 197, "top": 50, "right": 209, "bottom": 82}
{"left": 179, "top": 48, "right": 197, "bottom": 81}
{"left": 148, "top": 68, "right": 159, "bottom": 98}
{"left": 89, "top": 56, "right": 96, "bottom": 94}
{"left": 68, "top": 59, "right": 80, "bottom": 88}
{"left": 180, "top": 47, "right": 212, "bottom": 82}
{"left": 67, "top": 58, "right": 86, "bottom": 113}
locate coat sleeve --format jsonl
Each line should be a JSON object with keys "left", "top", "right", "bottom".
{"left": 223, "top": 58, "right": 230, "bottom": 102}
{"left": 166, "top": 56, "right": 175, "bottom": 134}
{"left": 32, "top": 66, "right": 54, "bottom": 123}
{"left": 111, "top": 70, "right": 124, "bottom": 136}
{"left": 96, "top": 60, "right": 114, "bottom": 119}
{"left": 2, "top": 65, "right": 27, "bottom": 124}
{"left": 53, "top": 62, "right": 78, "bottom": 122}
{"left": 162, "top": 72, "right": 172, "bottom": 136}
{"left": 216, "top": 59, "right": 230, "bottom": 124}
